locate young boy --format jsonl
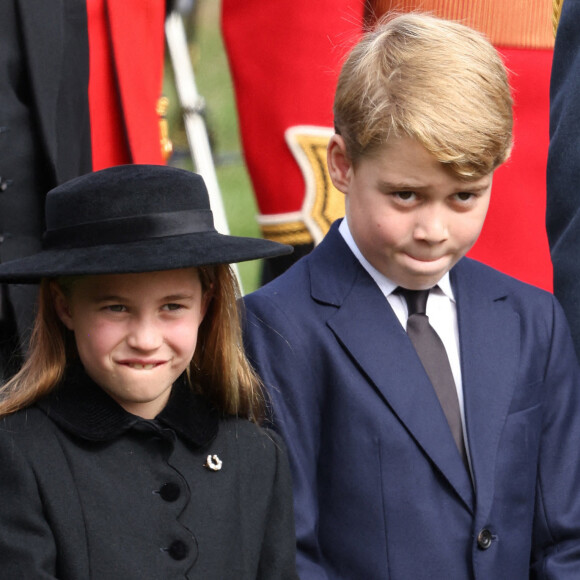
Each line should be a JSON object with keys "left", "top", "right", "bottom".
{"left": 243, "top": 13, "right": 580, "bottom": 579}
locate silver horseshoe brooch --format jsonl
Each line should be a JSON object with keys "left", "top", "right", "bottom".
{"left": 204, "top": 454, "right": 223, "bottom": 471}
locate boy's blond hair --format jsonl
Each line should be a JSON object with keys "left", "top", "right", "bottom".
{"left": 0, "top": 266, "right": 265, "bottom": 422}
{"left": 334, "top": 12, "right": 513, "bottom": 178}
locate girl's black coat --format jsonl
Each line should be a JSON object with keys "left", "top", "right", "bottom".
{"left": 0, "top": 367, "right": 298, "bottom": 579}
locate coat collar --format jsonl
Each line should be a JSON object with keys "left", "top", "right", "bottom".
{"left": 37, "top": 364, "right": 219, "bottom": 448}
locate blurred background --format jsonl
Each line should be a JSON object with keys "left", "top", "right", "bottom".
{"left": 164, "top": 0, "right": 261, "bottom": 293}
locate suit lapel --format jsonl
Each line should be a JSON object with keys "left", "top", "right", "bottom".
{"left": 452, "top": 260, "right": 520, "bottom": 518}
{"left": 17, "top": 0, "right": 64, "bottom": 176}
{"left": 310, "top": 226, "right": 474, "bottom": 511}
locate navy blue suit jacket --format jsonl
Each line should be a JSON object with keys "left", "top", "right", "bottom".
{"left": 244, "top": 222, "right": 580, "bottom": 579}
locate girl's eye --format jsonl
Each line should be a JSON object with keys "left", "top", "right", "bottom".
{"left": 163, "top": 303, "right": 184, "bottom": 312}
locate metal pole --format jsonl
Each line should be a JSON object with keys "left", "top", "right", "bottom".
{"left": 165, "top": 11, "right": 243, "bottom": 289}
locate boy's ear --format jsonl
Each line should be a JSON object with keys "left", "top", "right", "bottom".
{"left": 50, "top": 282, "right": 74, "bottom": 330}
{"left": 327, "top": 134, "right": 353, "bottom": 194}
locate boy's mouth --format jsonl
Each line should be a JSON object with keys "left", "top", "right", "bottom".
{"left": 404, "top": 252, "right": 448, "bottom": 263}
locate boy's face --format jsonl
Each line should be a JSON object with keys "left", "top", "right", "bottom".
{"left": 52, "top": 268, "right": 209, "bottom": 419}
{"left": 328, "top": 135, "right": 493, "bottom": 289}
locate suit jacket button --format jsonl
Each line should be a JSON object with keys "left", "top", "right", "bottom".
{"left": 159, "top": 482, "right": 180, "bottom": 502}
{"left": 477, "top": 528, "right": 493, "bottom": 550}
{"left": 167, "top": 540, "right": 188, "bottom": 560}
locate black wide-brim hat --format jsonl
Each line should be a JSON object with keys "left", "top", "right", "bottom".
{"left": 0, "top": 165, "right": 292, "bottom": 283}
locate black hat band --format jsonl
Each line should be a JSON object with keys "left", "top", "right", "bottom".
{"left": 43, "top": 210, "right": 215, "bottom": 250}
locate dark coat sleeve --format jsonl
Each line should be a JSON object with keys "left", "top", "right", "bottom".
{"left": 0, "top": 408, "right": 91, "bottom": 579}
{"left": 0, "top": 411, "right": 64, "bottom": 579}
{"left": 547, "top": 0, "right": 580, "bottom": 355}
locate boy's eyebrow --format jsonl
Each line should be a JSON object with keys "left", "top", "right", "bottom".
{"left": 377, "top": 179, "right": 428, "bottom": 191}
{"left": 377, "top": 179, "right": 491, "bottom": 192}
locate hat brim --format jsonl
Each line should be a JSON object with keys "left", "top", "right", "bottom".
{"left": 0, "top": 232, "right": 293, "bottom": 283}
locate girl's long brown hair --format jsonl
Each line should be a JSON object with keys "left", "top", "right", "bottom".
{"left": 0, "top": 266, "right": 264, "bottom": 421}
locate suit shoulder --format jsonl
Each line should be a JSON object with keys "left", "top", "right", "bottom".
{"left": 459, "top": 258, "right": 554, "bottom": 301}
{"left": 246, "top": 257, "right": 311, "bottom": 304}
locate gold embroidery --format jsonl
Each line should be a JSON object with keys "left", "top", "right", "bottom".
{"left": 552, "top": 0, "right": 565, "bottom": 36}
{"left": 369, "top": 0, "right": 555, "bottom": 49}
{"left": 260, "top": 221, "right": 313, "bottom": 246}
{"left": 292, "top": 131, "right": 344, "bottom": 241}
{"left": 157, "top": 96, "right": 173, "bottom": 162}
{"left": 257, "top": 127, "right": 345, "bottom": 246}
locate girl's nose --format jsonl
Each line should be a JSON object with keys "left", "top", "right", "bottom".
{"left": 126, "top": 316, "right": 163, "bottom": 351}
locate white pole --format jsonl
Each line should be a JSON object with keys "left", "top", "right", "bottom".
{"left": 165, "top": 11, "right": 243, "bottom": 289}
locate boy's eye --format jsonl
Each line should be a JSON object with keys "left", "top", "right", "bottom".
{"left": 455, "top": 192, "right": 474, "bottom": 202}
{"left": 393, "top": 191, "right": 416, "bottom": 202}
{"left": 106, "top": 304, "right": 126, "bottom": 313}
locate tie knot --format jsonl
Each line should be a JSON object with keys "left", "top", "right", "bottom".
{"left": 397, "top": 287, "right": 430, "bottom": 316}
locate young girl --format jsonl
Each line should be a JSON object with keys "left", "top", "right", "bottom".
{"left": 0, "top": 165, "right": 298, "bottom": 579}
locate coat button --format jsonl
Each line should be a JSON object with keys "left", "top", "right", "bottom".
{"left": 159, "top": 482, "right": 180, "bottom": 502}
{"left": 477, "top": 528, "right": 493, "bottom": 550}
{"left": 167, "top": 540, "right": 188, "bottom": 560}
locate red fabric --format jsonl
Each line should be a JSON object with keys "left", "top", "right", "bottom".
{"left": 467, "top": 48, "right": 552, "bottom": 291}
{"left": 87, "top": 0, "right": 166, "bottom": 170}
{"left": 222, "top": 0, "right": 363, "bottom": 216}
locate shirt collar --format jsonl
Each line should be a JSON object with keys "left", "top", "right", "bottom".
{"left": 338, "top": 217, "right": 454, "bottom": 301}
{"left": 37, "top": 363, "right": 219, "bottom": 448}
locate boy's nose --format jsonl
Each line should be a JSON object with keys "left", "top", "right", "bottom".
{"left": 413, "top": 208, "right": 449, "bottom": 243}
{"left": 127, "top": 317, "right": 163, "bottom": 351}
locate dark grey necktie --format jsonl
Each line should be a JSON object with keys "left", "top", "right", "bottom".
{"left": 397, "top": 288, "right": 468, "bottom": 469}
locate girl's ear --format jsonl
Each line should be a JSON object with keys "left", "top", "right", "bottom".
{"left": 50, "top": 282, "right": 74, "bottom": 330}
{"left": 327, "top": 134, "right": 353, "bottom": 194}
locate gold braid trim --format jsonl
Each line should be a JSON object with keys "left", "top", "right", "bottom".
{"left": 260, "top": 222, "right": 313, "bottom": 246}
{"left": 369, "top": 0, "right": 555, "bottom": 49}
{"left": 553, "top": 0, "right": 565, "bottom": 36}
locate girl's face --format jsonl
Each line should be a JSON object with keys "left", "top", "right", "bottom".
{"left": 53, "top": 268, "right": 209, "bottom": 419}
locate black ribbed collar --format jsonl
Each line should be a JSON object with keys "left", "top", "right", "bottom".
{"left": 37, "top": 364, "right": 219, "bottom": 448}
